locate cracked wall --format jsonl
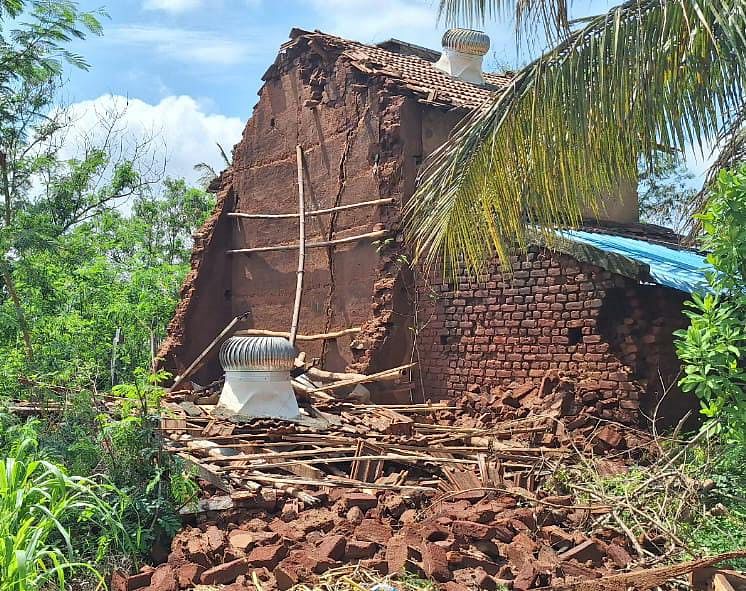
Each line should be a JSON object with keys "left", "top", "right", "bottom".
{"left": 159, "top": 42, "right": 424, "bottom": 381}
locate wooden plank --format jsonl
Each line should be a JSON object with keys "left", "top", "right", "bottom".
{"left": 235, "top": 327, "right": 360, "bottom": 341}
{"left": 226, "top": 230, "right": 387, "bottom": 254}
{"left": 227, "top": 197, "right": 395, "bottom": 219}
{"left": 236, "top": 472, "right": 438, "bottom": 492}
{"left": 216, "top": 453, "right": 477, "bottom": 470}
{"left": 350, "top": 439, "right": 384, "bottom": 483}
{"left": 258, "top": 446, "right": 327, "bottom": 481}
{"left": 178, "top": 452, "right": 231, "bottom": 492}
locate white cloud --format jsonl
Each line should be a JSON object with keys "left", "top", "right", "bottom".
{"left": 107, "top": 25, "right": 260, "bottom": 66}
{"left": 303, "top": 0, "right": 438, "bottom": 44}
{"left": 143, "top": 0, "right": 204, "bottom": 13}
{"left": 61, "top": 94, "right": 244, "bottom": 186}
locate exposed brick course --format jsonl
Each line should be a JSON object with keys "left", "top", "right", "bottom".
{"left": 416, "top": 248, "right": 690, "bottom": 427}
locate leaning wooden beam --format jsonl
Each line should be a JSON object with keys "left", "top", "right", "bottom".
{"left": 309, "top": 362, "right": 416, "bottom": 393}
{"left": 226, "top": 230, "right": 387, "bottom": 255}
{"left": 289, "top": 144, "right": 306, "bottom": 346}
{"left": 235, "top": 327, "right": 360, "bottom": 341}
{"left": 170, "top": 311, "right": 250, "bottom": 390}
{"left": 227, "top": 198, "right": 395, "bottom": 219}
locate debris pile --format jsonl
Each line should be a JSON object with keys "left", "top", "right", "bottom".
{"left": 117, "top": 485, "right": 635, "bottom": 591}
{"left": 112, "top": 375, "right": 699, "bottom": 591}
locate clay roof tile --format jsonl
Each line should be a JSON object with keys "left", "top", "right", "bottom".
{"left": 277, "top": 28, "right": 514, "bottom": 109}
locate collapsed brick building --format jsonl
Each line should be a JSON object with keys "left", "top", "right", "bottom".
{"left": 159, "top": 28, "right": 710, "bottom": 428}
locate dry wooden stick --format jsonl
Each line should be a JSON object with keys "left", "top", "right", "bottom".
{"left": 235, "top": 327, "right": 360, "bottom": 341}
{"left": 227, "top": 197, "right": 395, "bottom": 219}
{"left": 226, "top": 230, "right": 387, "bottom": 254}
{"left": 289, "top": 144, "right": 305, "bottom": 346}
{"left": 170, "top": 311, "right": 250, "bottom": 390}
{"left": 308, "top": 363, "right": 416, "bottom": 393}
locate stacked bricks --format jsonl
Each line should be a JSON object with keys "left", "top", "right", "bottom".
{"left": 416, "top": 247, "right": 689, "bottom": 427}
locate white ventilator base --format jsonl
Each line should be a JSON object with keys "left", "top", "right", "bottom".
{"left": 217, "top": 370, "right": 300, "bottom": 419}
{"left": 433, "top": 48, "right": 485, "bottom": 84}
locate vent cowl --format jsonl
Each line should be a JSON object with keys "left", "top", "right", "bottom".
{"left": 219, "top": 336, "right": 296, "bottom": 372}
{"left": 433, "top": 28, "right": 490, "bottom": 85}
{"left": 441, "top": 28, "right": 490, "bottom": 56}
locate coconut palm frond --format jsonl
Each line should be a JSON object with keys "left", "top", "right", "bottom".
{"left": 217, "top": 142, "right": 231, "bottom": 167}
{"left": 706, "top": 110, "right": 746, "bottom": 186}
{"left": 406, "top": 0, "right": 746, "bottom": 276}
{"left": 193, "top": 162, "right": 218, "bottom": 189}
{"left": 438, "top": 0, "right": 572, "bottom": 43}
{"left": 686, "top": 109, "right": 746, "bottom": 239}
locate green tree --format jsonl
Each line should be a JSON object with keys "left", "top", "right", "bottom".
{"left": 0, "top": 175, "right": 213, "bottom": 394}
{"left": 0, "top": 0, "right": 104, "bottom": 359}
{"left": 404, "top": 0, "right": 746, "bottom": 273}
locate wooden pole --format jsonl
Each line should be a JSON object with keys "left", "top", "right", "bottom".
{"left": 227, "top": 197, "right": 395, "bottom": 220}
{"left": 289, "top": 145, "right": 305, "bottom": 346}
{"left": 226, "top": 230, "right": 387, "bottom": 255}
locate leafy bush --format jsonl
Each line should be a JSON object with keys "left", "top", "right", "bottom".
{"left": 675, "top": 165, "right": 746, "bottom": 442}
{"left": 0, "top": 370, "right": 198, "bottom": 567}
{"left": 0, "top": 434, "right": 132, "bottom": 591}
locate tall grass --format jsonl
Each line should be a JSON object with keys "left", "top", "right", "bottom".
{"left": 0, "top": 434, "right": 131, "bottom": 591}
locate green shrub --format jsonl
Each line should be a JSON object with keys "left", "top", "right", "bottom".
{"left": 675, "top": 165, "right": 746, "bottom": 442}
{"left": 0, "top": 434, "right": 132, "bottom": 591}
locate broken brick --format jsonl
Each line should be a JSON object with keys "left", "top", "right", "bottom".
{"left": 342, "top": 492, "right": 378, "bottom": 512}
{"left": 228, "top": 529, "right": 254, "bottom": 551}
{"left": 452, "top": 520, "right": 496, "bottom": 540}
{"left": 421, "top": 542, "right": 451, "bottom": 582}
{"left": 246, "top": 543, "right": 288, "bottom": 570}
{"left": 558, "top": 538, "right": 606, "bottom": 566}
{"left": 355, "top": 519, "right": 392, "bottom": 544}
{"left": 273, "top": 565, "right": 300, "bottom": 591}
{"left": 606, "top": 543, "right": 633, "bottom": 568}
{"left": 147, "top": 565, "right": 177, "bottom": 591}
{"left": 200, "top": 558, "right": 249, "bottom": 585}
{"left": 346, "top": 539, "right": 378, "bottom": 560}
{"left": 316, "top": 535, "right": 347, "bottom": 561}
{"left": 175, "top": 563, "right": 204, "bottom": 588}
{"left": 385, "top": 535, "right": 418, "bottom": 574}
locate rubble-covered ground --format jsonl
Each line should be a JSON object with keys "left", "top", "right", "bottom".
{"left": 112, "top": 374, "right": 742, "bottom": 591}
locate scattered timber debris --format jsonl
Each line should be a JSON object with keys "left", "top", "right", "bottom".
{"left": 106, "top": 370, "right": 742, "bottom": 591}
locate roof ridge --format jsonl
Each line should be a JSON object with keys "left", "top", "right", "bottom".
{"left": 273, "top": 27, "right": 513, "bottom": 110}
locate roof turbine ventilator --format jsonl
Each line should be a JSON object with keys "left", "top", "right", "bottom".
{"left": 217, "top": 336, "right": 300, "bottom": 419}
{"left": 433, "top": 28, "right": 490, "bottom": 85}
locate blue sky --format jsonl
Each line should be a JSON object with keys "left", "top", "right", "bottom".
{"left": 62, "top": 0, "right": 711, "bottom": 184}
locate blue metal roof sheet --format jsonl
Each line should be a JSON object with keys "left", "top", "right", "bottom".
{"left": 560, "top": 230, "right": 713, "bottom": 294}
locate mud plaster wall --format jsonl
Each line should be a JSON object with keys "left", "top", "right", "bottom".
{"left": 162, "top": 46, "right": 439, "bottom": 380}
{"left": 158, "top": 177, "right": 235, "bottom": 383}
{"left": 414, "top": 247, "right": 691, "bottom": 427}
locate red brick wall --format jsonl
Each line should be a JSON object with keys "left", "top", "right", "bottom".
{"left": 415, "top": 247, "right": 690, "bottom": 426}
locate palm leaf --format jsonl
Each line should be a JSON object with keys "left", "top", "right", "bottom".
{"left": 684, "top": 108, "right": 746, "bottom": 239}
{"left": 439, "top": 0, "right": 572, "bottom": 42}
{"left": 405, "top": 0, "right": 746, "bottom": 276}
